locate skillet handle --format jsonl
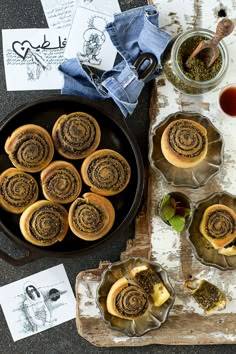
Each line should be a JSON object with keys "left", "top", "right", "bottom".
{"left": 0, "top": 247, "right": 41, "bottom": 266}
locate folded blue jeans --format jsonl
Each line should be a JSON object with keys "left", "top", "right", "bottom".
{"left": 59, "top": 5, "right": 171, "bottom": 117}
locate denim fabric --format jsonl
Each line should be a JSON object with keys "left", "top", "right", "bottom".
{"left": 106, "top": 5, "right": 171, "bottom": 80}
{"left": 59, "top": 5, "right": 170, "bottom": 117}
{"left": 59, "top": 58, "right": 144, "bottom": 117}
{"left": 59, "top": 58, "right": 103, "bottom": 99}
{"left": 102, "top": 61, "right": 144, "bottom": 117}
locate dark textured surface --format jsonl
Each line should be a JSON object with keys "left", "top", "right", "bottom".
{"left": 0, "top": 1, "right": 234, "bottom": 353}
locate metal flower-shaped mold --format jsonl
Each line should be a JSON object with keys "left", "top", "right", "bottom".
{"left": 149, "top": 111, "right": 224, "bottom": 188}
{"left": 186, "top": 191, "right": 236, "bottom": 270}
{"left": 96, "top": 257, "right": 175, "bottom": 337}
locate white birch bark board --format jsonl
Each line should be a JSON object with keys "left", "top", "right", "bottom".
{"left": 75, "top": 0, "right": 236, "bottom": 346}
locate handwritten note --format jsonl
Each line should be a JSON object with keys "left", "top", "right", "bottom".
{"left": 0, "top": 264, "right": 76, "bottom": 342}
{"left": 77, "top": 0, "right": 121, "bottom": 16}
{"left": 41, "top": 0, "right": 120, "bottom": 30}
{"left": 41, "top": 0, "right": 77, "bottom": 29}
{"left": 64, "top": 6, "right": 117, "bottom": 71}
{"left": 2, "top": 29, "right": 67, "bottom": 91}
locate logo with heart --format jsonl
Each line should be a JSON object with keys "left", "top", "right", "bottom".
{"left": 12, "top": 41, "right": 35, "bottom": 59}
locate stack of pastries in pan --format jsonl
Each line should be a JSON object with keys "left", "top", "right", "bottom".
{"left": 0, "top": 112, "right": 131, "bottom": 247}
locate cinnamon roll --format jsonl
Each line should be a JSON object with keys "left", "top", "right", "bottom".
{"left": 161, "top": 119, "right": 208, "bottom": 168}
{"left": 106, "top": 277, "right": 149, "bottom": 320}
{"left": 68, "top": 192, "right": 115, "bottom": 241}
{"left": 0, "top": 168, "right": 38, "bottom": 214}
{"left": 52, "top": 112, "right": 101, "bottom": 159}
{"left": 4, "top": 124, "right": 54, "bottom": 173}
{"left": 81, "top": 149, "right": 131, "bottom": 196}
{"left": 199, "top": 204, "right": 236, "bottom": 249}
{"left": 20, "top": 200, "right": 68, "bottom": 246}
{"left": 41, "top": 160, "right": 82, "bottom": 204}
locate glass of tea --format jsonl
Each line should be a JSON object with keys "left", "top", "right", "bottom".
{"left": 218, "top": 83, "right": 236, "bottom": 118}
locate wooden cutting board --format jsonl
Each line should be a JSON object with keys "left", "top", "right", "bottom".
{"left": 75, "top": 0, "right": 236, "bottom": 347}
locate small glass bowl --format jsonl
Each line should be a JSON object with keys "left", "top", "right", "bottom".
{"left": 96, "top": 257, "right": 175, "bottom": 337}
{"left": 159, "top": 192, "right": 193, "bottom": 231}
{"left": 149, "top": 111, "right": 224, "bottom": 188}
{"left": 218, "top": 83, "right": 236, "bottom": 118}
{"left": 186, "top": 191, "right": 236, "bottom": 270}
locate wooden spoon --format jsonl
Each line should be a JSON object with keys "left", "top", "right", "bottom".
{"left": 186, "top": 19, "right": 234, "bottom": 68}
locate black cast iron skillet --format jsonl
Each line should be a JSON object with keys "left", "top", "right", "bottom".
{"left": 0, "top": 95, "right": 144, "bottom": 265}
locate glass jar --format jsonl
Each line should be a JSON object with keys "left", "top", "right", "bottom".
{"left": 162, "top": 29, "right": 229, "bottom": 95}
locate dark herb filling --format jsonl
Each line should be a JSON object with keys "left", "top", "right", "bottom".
{"left": 56, "top": 115, "right": 97, "bottom": 156}
{"left": 192, "top": 280, "right": 224, "bottom": 311}
{"left": 178, "top": 36, "right": 222, "bottom": 81}
{"left": 163, "top": 34, "right": 224, "bottom": 94}
{"left": 12, "top": 132, "right": 50, "bottom": 168}
{"left": 115, "top": 285, "right": 148, "bottom": 318}
{"left": 45, "top": 168, "right": 78, "bottom": 200}
{"left": 73, "top": 200, "right": 104, "bottom": 233}
{"left": 29, "top": 205, "right": 65, "bottom": 243}
{"left": 206, "top": 210, "right": 234, "bottom": 238}
{"left": 87, "top": 155, "right": 129, "bottom": 191}
{"left": 1, "top": 174, "right": 37, "bottom": 207}
{"left": 134, "top": 268, "right": 161, "bottom": 294}
{"left": 168, "top": 121, "right": 206, "bottom": 158}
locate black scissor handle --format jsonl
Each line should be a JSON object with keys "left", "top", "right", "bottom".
{"left": 134, "top": 52, "right": 158, "bottom": 81}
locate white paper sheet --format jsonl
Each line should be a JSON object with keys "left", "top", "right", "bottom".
{"left": 77, "top": 0, "right": 121, "bottom": 16}
{"left": 41, "top": 0, "right": 120, "bottom": 30}
{"left": 2, "top": 29, "right": 67, "bottom": 91}
{"left": 41, "top": 0, "right": 77, "bottom": 29}
{"left": 0, "top": 264, "right": 76, "bottom": 342}
{"left": 64, "top": 6, "right": 117, "bottom": 71}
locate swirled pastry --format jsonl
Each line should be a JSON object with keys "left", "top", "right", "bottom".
{"left": 161, "top": 119, "right": 208, "bottom": 168}
{"left": 199, "top": 204, "right": 236, "bottom": 249}
{"left": 130, "top": 265, "right": 170, "bottom": 307}
{"left": 106, "top": 277, "right": 149, "bottom": 320}
{"left": 68, "top": 192, "right": 115, "bottom": 241}
{"left": 20, "top": 200, "right": 68, "bottom": 246}
{"left": 41, "top": 160, "right": 82, "bottom": 204}
{"left": 81, "top": 149, "right": 131, "bottom": 196}
{"left": 218, "top": 238, "right": 236, "bottom": 256}
{"left": 52, "top": 112, "right": 101, "bottom": 159}
{"left": 184, "top": 279, "right": 226, "bottom": 315}
{"left": 4, "top": 124, "right": 54, "bottom": 173}
{"left": 0, "top": 168, "right": 38, "bottom": 214}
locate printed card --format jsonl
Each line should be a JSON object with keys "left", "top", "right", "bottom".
{"left": 0, "top": 264, "right": 76, "bottom": 341}
{"left": 64, "top": 6, "right": 117, "bottom": 71}
{"left": 2, "top": 28, "right": 67, "bottom": 91}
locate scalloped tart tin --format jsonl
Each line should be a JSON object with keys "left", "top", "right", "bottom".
{"left": 149, "top": 111, "right": 224, "bottom": 188}
{"left": 96, "top": 257, "right": 175, "bottom": 337}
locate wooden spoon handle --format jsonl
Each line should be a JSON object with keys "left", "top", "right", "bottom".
{"left": 214, "top": 19, "right": 234, "bottom": 43}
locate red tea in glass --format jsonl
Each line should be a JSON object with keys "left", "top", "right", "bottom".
{"left": 219, "top": 84, "right": 236, "bottom": 117}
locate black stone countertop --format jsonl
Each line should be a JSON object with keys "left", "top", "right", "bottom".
{"left": 0, "top": 1, "right": 234, "bottom": 353}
